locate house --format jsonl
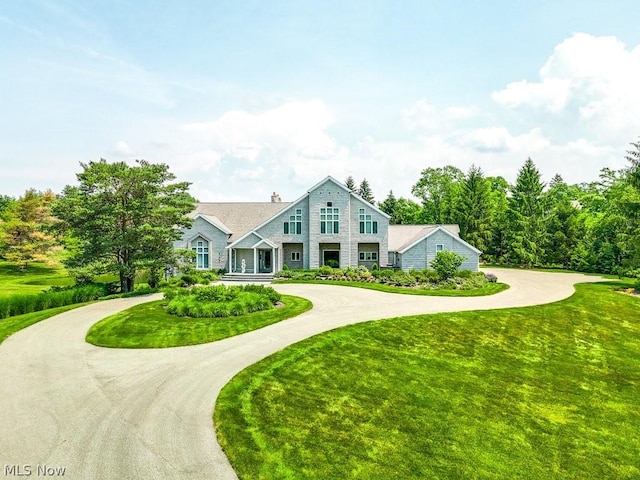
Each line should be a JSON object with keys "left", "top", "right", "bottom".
{"left": 175, "top": 176, "right": 480, "bottom": 274}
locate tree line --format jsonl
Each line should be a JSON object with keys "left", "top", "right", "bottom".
{"left": 351, "top": 138, "right": 640, "bottom": 275}
{"left": 1, "top": 140, "right": 639, "bottom": 292}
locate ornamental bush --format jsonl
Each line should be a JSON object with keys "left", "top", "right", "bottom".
{"left": 164, "top": 284, "right": 281, "bottom": 318}
{"left": 0, "top": 284, "right": 109, "bottom": 319}
{"left": 430, "top": 251, "right": 466, "bottom": 280}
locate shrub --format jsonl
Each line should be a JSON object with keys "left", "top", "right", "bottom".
{"left": 318, "top": 266, "right": 334, "bottom": 276}
{"left": 0, "top": 284, "right": 109, "bottom": 319}
{"left": 484, "top": 273, "right": 498, "bottom": 283}
{"left": 430, "top": 251, "right": 466, "bottom": 280}
{"left": 165, "top": 284, "right": 279, "bottom": 318}
{"left": 325, "top": 259, "right": 339, "bottom": 268}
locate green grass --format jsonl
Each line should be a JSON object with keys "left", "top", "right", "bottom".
{"left": 274, "top": 279, "right": 509, "bottom": 296}
{"left": 0, "top": 303, "right": 88, "bottom": 344}
{"left": 215, "top": 281, "right": 640, "bottom": 479}
{"left": 0, "top": 261, "right": 73, "bottom": 297}
{"left": 86, "top": 294, "right": 313, "bottom": 348}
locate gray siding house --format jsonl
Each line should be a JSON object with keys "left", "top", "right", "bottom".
{"left": 175, "top": 176, "right": 481, "bottom": 274}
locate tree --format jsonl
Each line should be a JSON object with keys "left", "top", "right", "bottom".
{"left": 379, "top": 191, "right": 424, "bottom": 224}
{"left": 456, "top": 164, "right": 492, "bottom": 252}
{"left": 508, "top": 158, "right": 546, "bottom": 266}
{"left": 430, "top": 250, "right": 465, "bottom": 280}
{"left": 378, "top": 190, "right": 397, "bottom": 219}
{"left": 0, "top": 195, "right": 14, "bottom": 220}
{"left": 0, "top": 189, "right": 58, "bottom": 268}
{"left": 411, "top": 166, "right": 464, "bottom": 224}
{"left": 485, "top": 176, "right": 510, "bottom": 263}
{"left": 53, "top": 159, "right": 195, "bottom": 292}
{"left": 358, "top": 178, "right": 375, "bottom": 204}
{"left": 345, "top": 176, "right": 356, "bottom": 192}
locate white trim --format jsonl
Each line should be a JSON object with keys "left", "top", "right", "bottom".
{"left": 397, "top": 225, "right": 482, "bottom": 255}
{"left": 226, "top": 230, "right": 265, "bottom": 249}
{"left": 251, "top": 238, "right": 278, "bottom": 249}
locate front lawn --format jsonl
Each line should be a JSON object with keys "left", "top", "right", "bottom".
{"left": 215, "top": 281, "right": 640, "bottom": 479}
{"left": 86, "top": 294, "right": 312, "bottom": 348}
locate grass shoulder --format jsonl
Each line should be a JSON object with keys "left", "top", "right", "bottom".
{"left": 215, "top": 280, "right": 640, "bottom": 479}
{"left": 86, "top": 294, "right": 312, "bottom": 348}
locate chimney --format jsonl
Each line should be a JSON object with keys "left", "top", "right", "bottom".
{"left": 271, "top": 191, "right": 281, "bottom": 203}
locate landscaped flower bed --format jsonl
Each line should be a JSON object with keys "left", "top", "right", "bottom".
{"left": 275, "top": 265, "right": 496, "bottom": 291}
{"left": 164, "top": 284, "right": 282, "bottom": 318}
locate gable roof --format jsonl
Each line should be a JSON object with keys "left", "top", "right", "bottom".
{"left": 388, "top": 224, "right": 480, "bottom": 254}
{"left": 307, "top": 175, "right": 391, "bottom": 219}
{"left": 193, "top": 213, "right": 232, "bottom": 235}
{"left": 193, "top": 202, "right": 291, "bottom": 241}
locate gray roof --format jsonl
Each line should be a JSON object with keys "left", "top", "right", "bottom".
{"left": 388, "top": 224, "right": 460, "bottom": 252}
{"left": 192, "top": 202, "right": 292, "bottom": 241}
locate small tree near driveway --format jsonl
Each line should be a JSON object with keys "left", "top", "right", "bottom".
{"left": 430, "top": 250, "right": 466, "bottom": 280}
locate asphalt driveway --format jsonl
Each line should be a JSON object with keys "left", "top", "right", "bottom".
{"left": 0, "top": 269, "right": 607, "bottom": 479}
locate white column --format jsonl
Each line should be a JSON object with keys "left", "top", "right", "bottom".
{"left": 271, "top": 247, "right": 275, "bottom": 273}
{"left": 228, "top": 248, "right": 232, "bottom": 273}
{"left": 253, "top": 249, "right": 258, "bottom": 274}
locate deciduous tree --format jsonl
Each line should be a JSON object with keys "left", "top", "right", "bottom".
{"left": 0, "top": 189, "right": 57, "bottom": 269}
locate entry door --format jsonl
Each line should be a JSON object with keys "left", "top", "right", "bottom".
{"left": 259, "top": 250, "right": 272, "bottom": 272}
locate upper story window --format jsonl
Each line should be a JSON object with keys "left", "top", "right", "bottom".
{"left": 284, "top": 209, "right": 302, "bottom": 234}
{"left": 436, "top": 244, "right": 444, "bottom": 252}
{"left": 320, "top": 207, "right": 339, "bottom": 234}
{"left": 192, "top": 240, "right": 209, "bottom": 269}
{"left": 359, "top": 208, "right": 378, "bottom": 234}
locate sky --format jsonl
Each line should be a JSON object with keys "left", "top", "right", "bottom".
{"left": 2, "top": 1, "right": 640, "bottom": 203}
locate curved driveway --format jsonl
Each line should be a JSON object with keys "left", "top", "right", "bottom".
{"left": 0, "top": 269, "right": 607, "bottom": 479}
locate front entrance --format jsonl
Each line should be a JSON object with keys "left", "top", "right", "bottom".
{"left": 258, "top": 250, "right": 272, "bottom": 273}
{"left": 323, "top": 250, "right": 340, "bottom": 268}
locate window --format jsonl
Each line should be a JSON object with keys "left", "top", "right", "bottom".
{"left": 291, "top": 251, "right": 301, "bottom": 261}
{"left": 320, "top": 207, "right": 339, "bottom": 234}
{"left": 359, "top": 208, "right": 378, "bottom": 234}
{"left": 436, "top": 244, "right": 444, "bottom": 252}
{"left": 284, "top": 208, "right": 302, "bottom": 234}
{"left": 192, "top": 240, "right": 209, "bottom": 269}
{"left": 359, "top": 251, "right": 378, "bottom": 261}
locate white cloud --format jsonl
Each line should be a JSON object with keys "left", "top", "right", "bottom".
{"left": 113, "top": 140, "right": 133, "bottom": 156}
{"left": 492, "top": 33, "right": 640, "bottom": 142}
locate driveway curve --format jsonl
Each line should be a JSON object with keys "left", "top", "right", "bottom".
{"left": 0, "top": 269, "right": 607, "bottom": 479}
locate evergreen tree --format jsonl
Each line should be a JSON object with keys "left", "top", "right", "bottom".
{"left": 485, "top": 176, "right": 510, "bottom": 263}
{"left": 379, "top": 190, "right": 397, "bottom": 221}
{"left": 508, "top": 158, "right": 546, "bottom": 267}
{"left": 54, "top": 159, "right": 195, "bottom": 292}
{"left": 456, "top": 164, "right": 492, "bottom": 253}
{"left": 345, "top": 176, "right": 356, "bottom": 192}
{"left": 358, "top": 178, "right": 375, "bottom": 204}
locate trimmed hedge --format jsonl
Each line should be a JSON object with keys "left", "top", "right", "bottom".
{"left": 0, "top": 284, "right": 109, "bottom": 319}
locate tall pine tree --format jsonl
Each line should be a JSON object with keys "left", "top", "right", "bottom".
{"left": 456, "top": 164, "right": 492, "bottom": 252}
{"left": 358, "top": 178, "right": 375, "bottom": 204}
{"left": 508, "top": 158, "right": 546, "bottom": 267}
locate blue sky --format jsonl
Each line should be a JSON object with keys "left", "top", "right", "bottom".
{"left": 2, "top": 1, "right": 640, "bottom": 202}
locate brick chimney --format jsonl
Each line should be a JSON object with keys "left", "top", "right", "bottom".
{"left": 271, "top": 192, "right": 281, "bottom": 203}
